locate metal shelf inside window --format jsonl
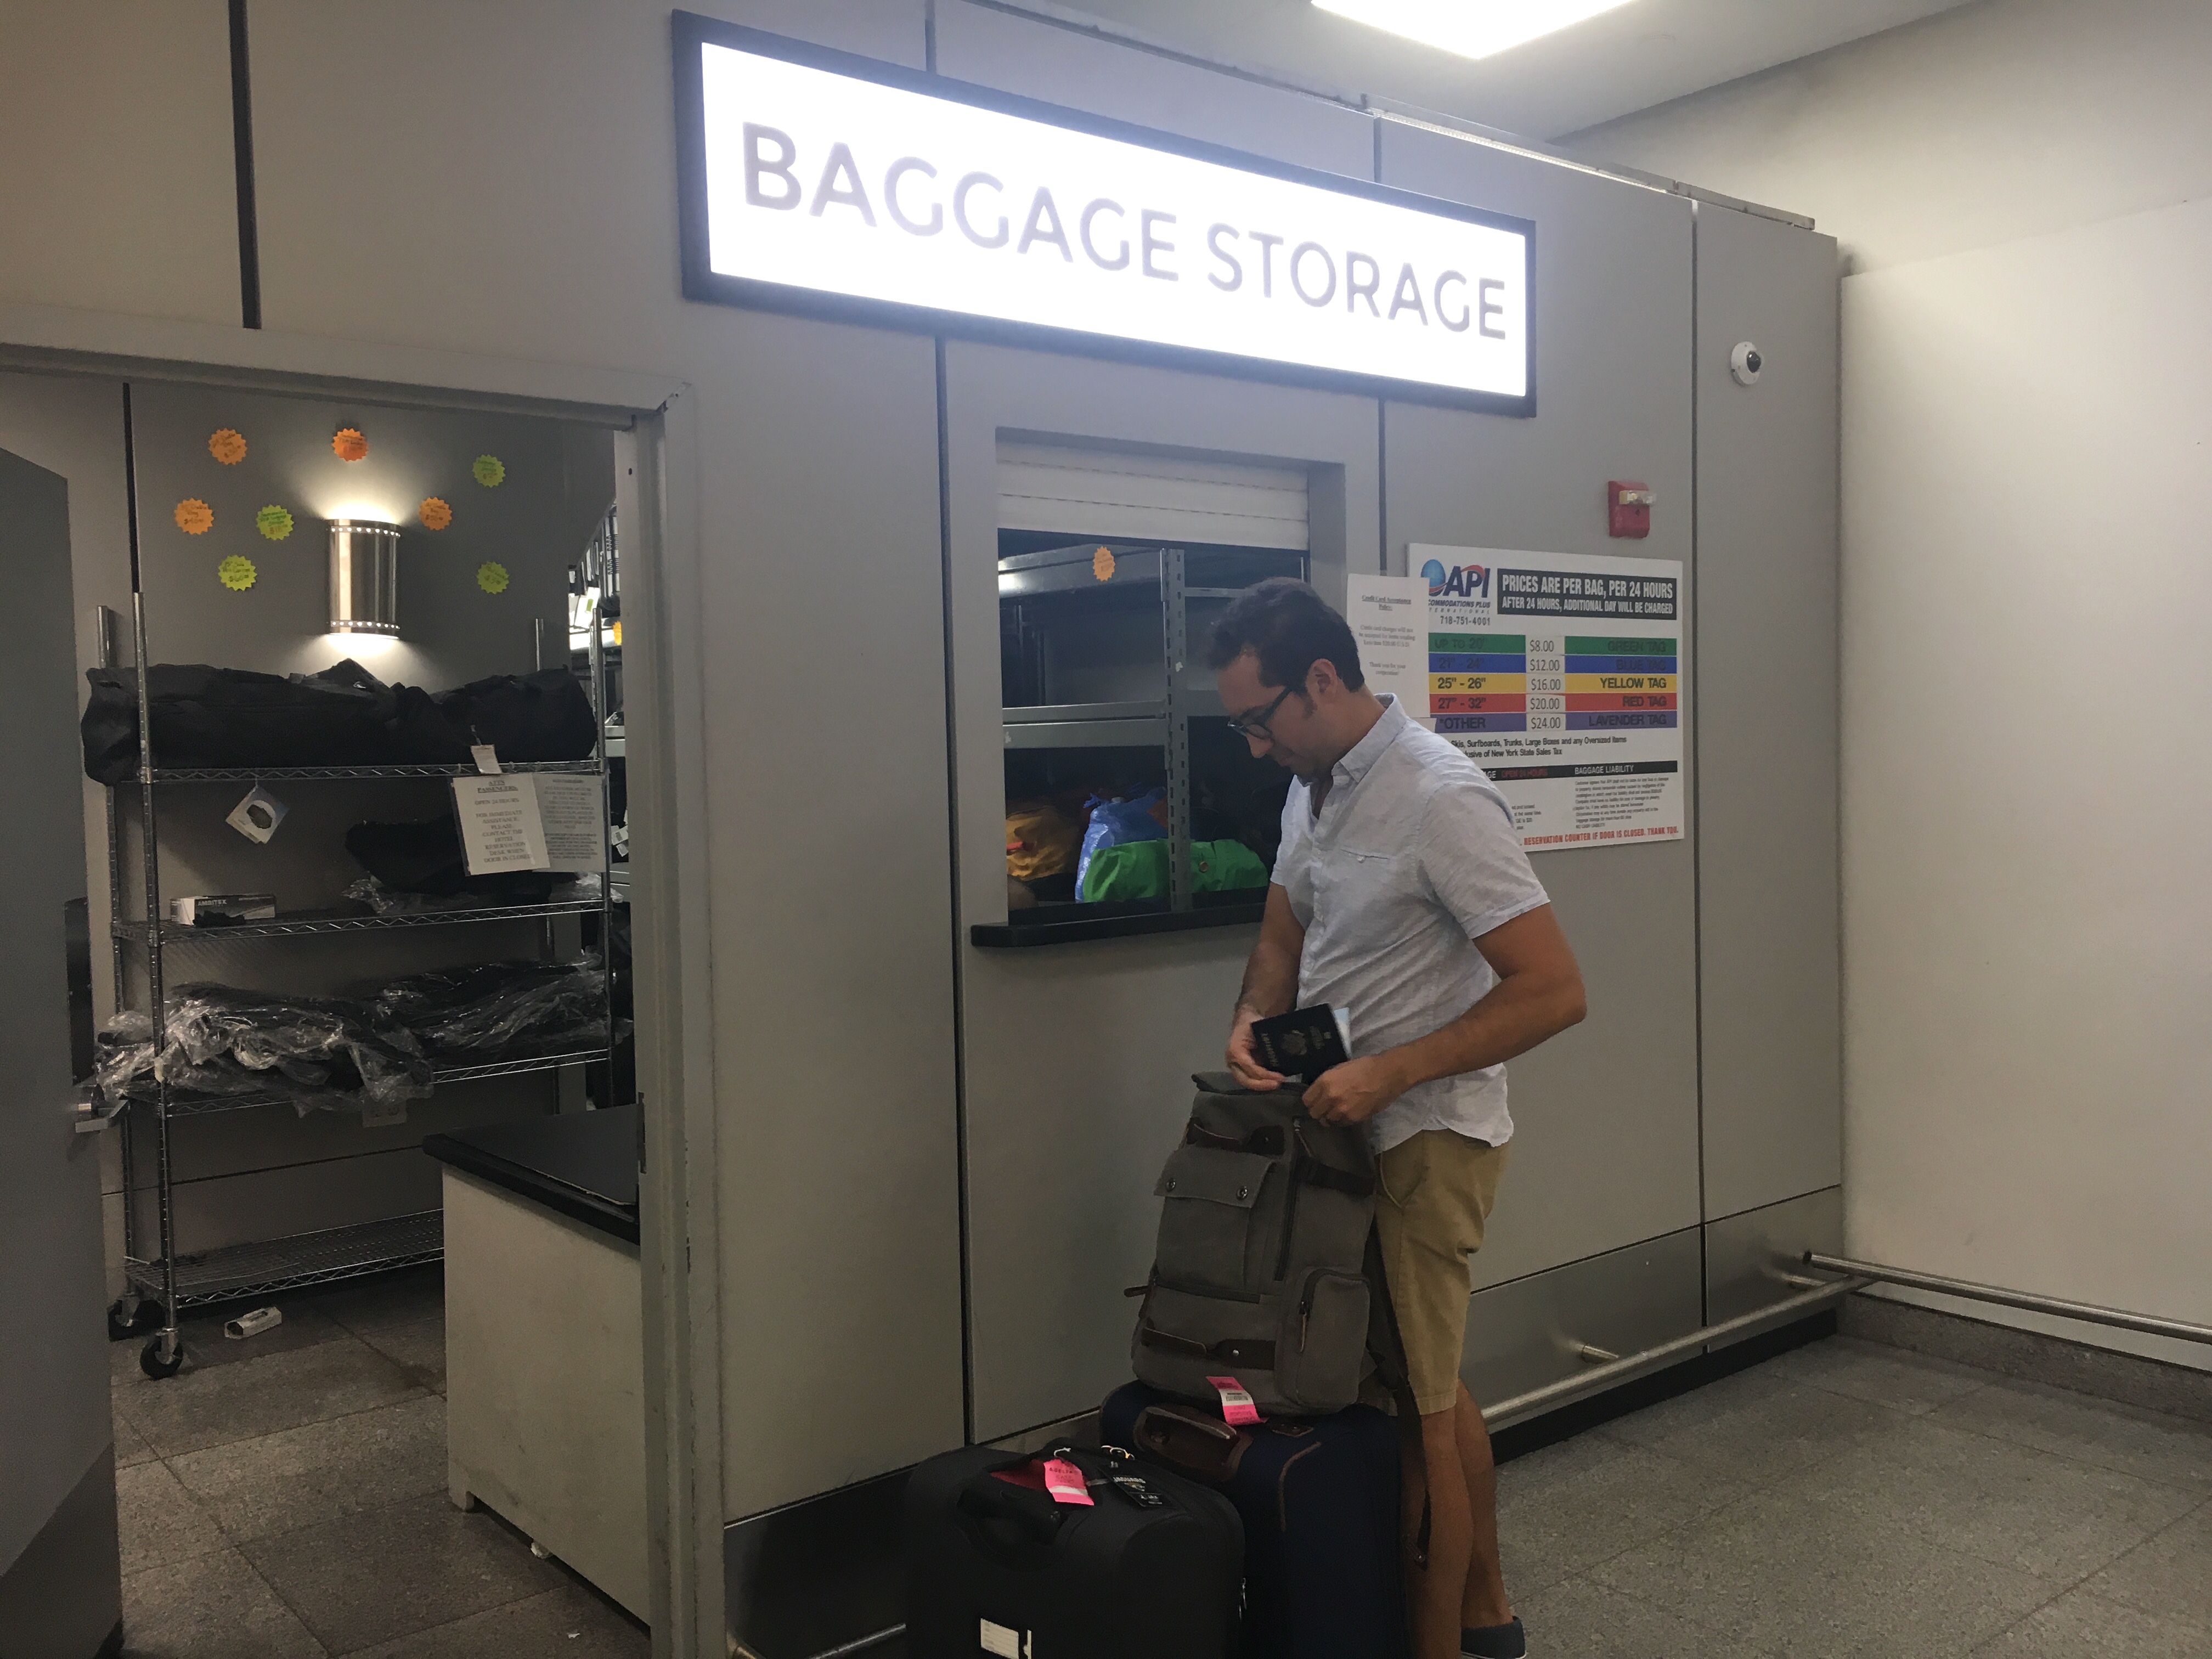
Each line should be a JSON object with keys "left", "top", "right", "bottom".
{"left": 124, "top": 1210, "right": 444, "bottom": 1309}
{"left": 145, "top": 1047, "right": 617, "bottom": 1118}
{"left": 144, "top": 760, "right": 604, "bottom": 783}
{"left": 114, "top": 897, "right": 605, "bottom": 943}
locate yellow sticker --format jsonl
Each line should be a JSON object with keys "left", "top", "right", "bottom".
{"left": 174, "top": 498, "right": 214, "bottom": 535}
{"left": 419, "top": 496, "right": 453, "bottom": 530}
{"left": 218, "top": 555, "right": 257, "bottom": 591}
{"left": 256, "top": 504, "right": 294, "bottom": 540}
{"left": 332, "top": 427, "right": 369, "bottom": 462}
{"left": 471, "top": 454, "right": 506, "bottom": 488}
{"left": 208, "top": 428, "right": 247, "bottom": 465}
{"left": 476, "top": 561, "right": 510, "bottom": 594}
{"left": 1092, "top": 545, "right": 1116, "bottom": 582}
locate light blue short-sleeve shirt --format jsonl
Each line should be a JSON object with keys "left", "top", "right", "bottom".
{"left": 1272, "top": 696, "right": 1551, "bottom": 1153}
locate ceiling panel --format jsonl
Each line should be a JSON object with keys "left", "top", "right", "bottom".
{"left": 1023, "top": 0, "right": 1978, "bottom": 140}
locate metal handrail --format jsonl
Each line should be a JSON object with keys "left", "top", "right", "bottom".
{"left": 1805, "top": 1252, "right": 2212, "bottom": 1347}
{"left": 1482, "top": 1275, "right": 1870, "bottom": 1429}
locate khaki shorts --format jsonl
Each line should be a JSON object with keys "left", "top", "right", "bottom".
{"left": 1362, "top": 1129, "right": 1510, "bottom": 1418}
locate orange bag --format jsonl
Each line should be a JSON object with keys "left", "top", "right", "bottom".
{"left": 1006, "top": 800, "right": 1082, "bottom": 881}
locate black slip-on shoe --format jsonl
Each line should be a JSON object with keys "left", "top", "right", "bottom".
{"left": 1463, "top": 1616, "right": 1527, "bottom": 1658}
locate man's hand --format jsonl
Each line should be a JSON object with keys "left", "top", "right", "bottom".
{"left": 1302, "top": 1054, "right": 1409, "bottom": 1128}
{"left": 1227, "top": 1006, "right": 1288, "bottom": 1092}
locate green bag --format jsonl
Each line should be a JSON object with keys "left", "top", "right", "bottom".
{"left": 1081, "top": 839, "right": 1268, "bottom": 902}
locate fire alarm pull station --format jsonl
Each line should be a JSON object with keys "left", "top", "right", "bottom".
{"left": 1609, "top": 481, "right": 1654, "bottom": 539}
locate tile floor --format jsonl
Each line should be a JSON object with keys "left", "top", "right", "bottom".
{"left": 108, "top": 1266, "right": 647, "bottom": 1659}
{"left": 112, "top": 1291, "right": 2212, "bottom": 1659}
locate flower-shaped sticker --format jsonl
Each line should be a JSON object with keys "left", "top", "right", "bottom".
{"left": 174, "top": 498, "right": 214, "bottom": 535}
{"left": 471, "top": 454, "right": 505, "bottom": 488}
{"left": 208, "top": 428, "right": 247, "bottom": 465}
{"left": 1092, "top": 545, "right": 1116, "bottom": 582}
{"left": 256, "top": 505, "right": 295, "bottom": 540}
{"left": 419, "top": 496, "right": 453, "bottom": 530}
{"left": 218, "top": 555, "right": 257, "bottom": 591}
{"left": 332, "top": 427, "right": 369, "bottom": 462}
{"left": 476, "top": 561, "right": 510, "bottom": 595}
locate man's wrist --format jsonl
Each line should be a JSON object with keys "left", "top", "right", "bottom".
{"left": 1376, "top": 1046, "right": 1427, "bottom": 1096}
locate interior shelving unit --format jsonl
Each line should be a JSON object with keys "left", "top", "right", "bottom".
{"left": 101, "top": 552, "right": 617, "bottom": 1381}
{"left": 978, "top": 540, "right": 1304, "bottom": 946}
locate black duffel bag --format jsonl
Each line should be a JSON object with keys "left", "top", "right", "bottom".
{"left": 80, "top": 661, "right": 399, "bottom": 782}
{"left": 388, "top": 669, "right": 597, "bottom": 765}
{"left": 344, "top": 817, "right": 559, "bottom": 906}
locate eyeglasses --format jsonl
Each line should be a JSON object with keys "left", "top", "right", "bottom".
{"left": 1226, "top": 685, "right": 1297, "bottom": 738}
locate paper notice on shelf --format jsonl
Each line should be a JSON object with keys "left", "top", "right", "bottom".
{"left": 452, "top": 775, "right": 550, "bottom": 873}
{"left": 450, "top": 774, "right": 605, "bottom": 874}
{"left": 532, "top": 773, "right": 605, "bottom": 873}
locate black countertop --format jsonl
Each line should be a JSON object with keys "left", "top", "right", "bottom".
{"left": 424, "top": 1104, "right": 640, "bottom": 1245}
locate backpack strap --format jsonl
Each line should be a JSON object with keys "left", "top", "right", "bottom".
{"left": 1363, "top": 1225, "right": 1432, "bottom": 1567}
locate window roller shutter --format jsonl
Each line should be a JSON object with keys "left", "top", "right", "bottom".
{"left": 996, "top": 443, "right": 1309, "bottom": 550}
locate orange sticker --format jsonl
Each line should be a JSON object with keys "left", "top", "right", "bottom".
{"left": 419, "top": 496, "right": 453, "bottom": 530}
{"left": 174, "top": 498, "right": 214, "bottom": 535}
{"left": 332, "top": 427, "right": 369, "bottom": 462}
{"left": 1092, "top": 545, "right": 1116, "bottom": 582}
{"left": 208, "top": 428, "right": 247, "bottom": 465}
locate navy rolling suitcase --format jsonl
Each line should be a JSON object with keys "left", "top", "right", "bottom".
{"left": 905, "top": 1441, "right": 1244, "bottom": 1659}
{"left": 1102, "top": 1381, "right": 1408, "bottom": 1659}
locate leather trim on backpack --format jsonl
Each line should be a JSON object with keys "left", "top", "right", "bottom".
{"left": 1137, "top": 1323, "right": 1277, "bottom": 1371}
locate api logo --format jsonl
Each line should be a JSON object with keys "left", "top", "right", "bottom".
{"left": 1421, "top": 558, "right": 1489, "bottom": 599}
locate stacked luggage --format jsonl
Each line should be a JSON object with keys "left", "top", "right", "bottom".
{"left": 906, "top": 1073, "right": 1410, "bottom": 1659}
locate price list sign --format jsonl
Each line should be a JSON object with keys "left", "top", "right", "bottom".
{"left": 1348, "top": 546, "right": 1686, "bottom": 851}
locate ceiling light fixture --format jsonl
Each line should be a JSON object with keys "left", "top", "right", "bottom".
{"left": 1313, "top": 0, "right": 1640, "bottom": 61}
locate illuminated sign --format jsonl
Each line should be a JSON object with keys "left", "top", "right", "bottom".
{"left": 674, "top": 16, "right": 1535, "bottom": 413}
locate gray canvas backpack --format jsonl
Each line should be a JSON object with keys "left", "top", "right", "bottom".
{"left": 1130, "top": 1071, "right": 1395, "bottom": 1418}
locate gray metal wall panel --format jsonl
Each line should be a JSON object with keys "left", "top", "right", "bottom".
{"left": 0, "top": 446, "right": 113, "bottom": 1593}
{"left": 1377, "top": 120, "right": 1703, "bottom": 1288}
{"left": 944, "top": 340, "right": 1378, "bottom": 1441}
{"left": 1704, "top": 1185, "right": 1842, "bottom": 1338}
{"left": 1463, "top": 1227, "right": 1703, "bottom": 1410}
{"left": 1692, "top": 205, "right": 1842, "bottom": 1220}
{"left": 933, "top": 2, "right": 1376, "bottom": 178}
{"left": 698, "top": 312, "right": 966, "bottom": 1513}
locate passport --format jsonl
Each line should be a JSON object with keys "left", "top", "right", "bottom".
{"left": 1249, "top": 1005, "right": 1352, "bottom": 1082}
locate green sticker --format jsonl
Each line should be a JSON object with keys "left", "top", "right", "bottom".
{"left": 255, "top": 504, "right": 294, "bottom": 540}
{"left": 476, "top": 561, "right": 510, "bottom": 595}
{"left": 471, "top": 454, "right": 506, "bottom": 488}
{"left": 218, "top": 555, "right": 257, "bottom": 591}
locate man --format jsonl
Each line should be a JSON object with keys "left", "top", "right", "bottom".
{"left": 1208, "top": 578, "right": 1586, "bottom": 1659}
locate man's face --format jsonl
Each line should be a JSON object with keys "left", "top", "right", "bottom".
{"left": 1216, "top": 651, "right": 1324, "bottom": 778}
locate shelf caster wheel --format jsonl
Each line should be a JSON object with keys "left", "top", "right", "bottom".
{"left": 139, "top": 1338, "right": 184, "bottom": 1380}
{"left": 109, "top": 1298, "right": 157, "bottom": 1341}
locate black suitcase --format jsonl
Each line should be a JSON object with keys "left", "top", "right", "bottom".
{"left": 905, "top": 1442, "right": 1243, "bottom": 1659}
{"left": 1103, "top": 1382, "right": 1408, "bottom": 1659}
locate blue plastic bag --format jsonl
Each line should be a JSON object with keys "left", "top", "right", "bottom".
{"left": 1075, "top": 788, "right": 1167, "bottom": 898}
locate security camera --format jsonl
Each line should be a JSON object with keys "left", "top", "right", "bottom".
{"left": 1730, "top": 342, "right": 1763, "bottom": 386}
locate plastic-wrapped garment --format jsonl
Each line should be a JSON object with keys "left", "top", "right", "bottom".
{"left": 373, "top": 960, "right": 608, "bottom": 1059}
{"left": 345, "top": 871, "right": 599, "bottom": 917}
{"left": 80, "top": 660, "right": 400, "bottom": 783}
{"left": 84, "top": 985, "right": 432, "bottom": 1114}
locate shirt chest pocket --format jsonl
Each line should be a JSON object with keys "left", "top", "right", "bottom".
{"left": 1314, "top": 847, "right": 1408, "bottom": 913}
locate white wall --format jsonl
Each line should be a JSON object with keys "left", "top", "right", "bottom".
{"left": 1568, "top": 0, "right": 2212, "bottom": 1368}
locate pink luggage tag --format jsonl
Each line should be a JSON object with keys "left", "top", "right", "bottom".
{"left": 1041, "top": 1458, "right": 1095, "bottom": 1506}
{"left": 1207, "top": 1375, "right": 1265, "bottom": 1426}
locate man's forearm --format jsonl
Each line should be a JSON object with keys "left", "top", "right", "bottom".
{"left": 1235, "top": 939, "right": 1300, "bottom": 1019}
{"left": 1376, "top": 968, "right": 1585, "bottom": 1093}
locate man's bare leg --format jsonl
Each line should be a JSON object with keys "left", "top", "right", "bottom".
{"left": 1454, "top": 1382, "right": 1512, "bottom": 1631}
{"left": 1401, "top": 1405, "right": 1476, "bottom": 1659}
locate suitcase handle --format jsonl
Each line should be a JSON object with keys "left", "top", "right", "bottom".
{"left": 957, "top": 1472, "right": 1068, "bottom": 1548}
{"left": 1133, "top": 1404, "right": 1249, "bottom": 1481}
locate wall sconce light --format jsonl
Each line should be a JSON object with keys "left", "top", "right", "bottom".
{"left": 329, "top": 518, "right": 400, "bottom": 635}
